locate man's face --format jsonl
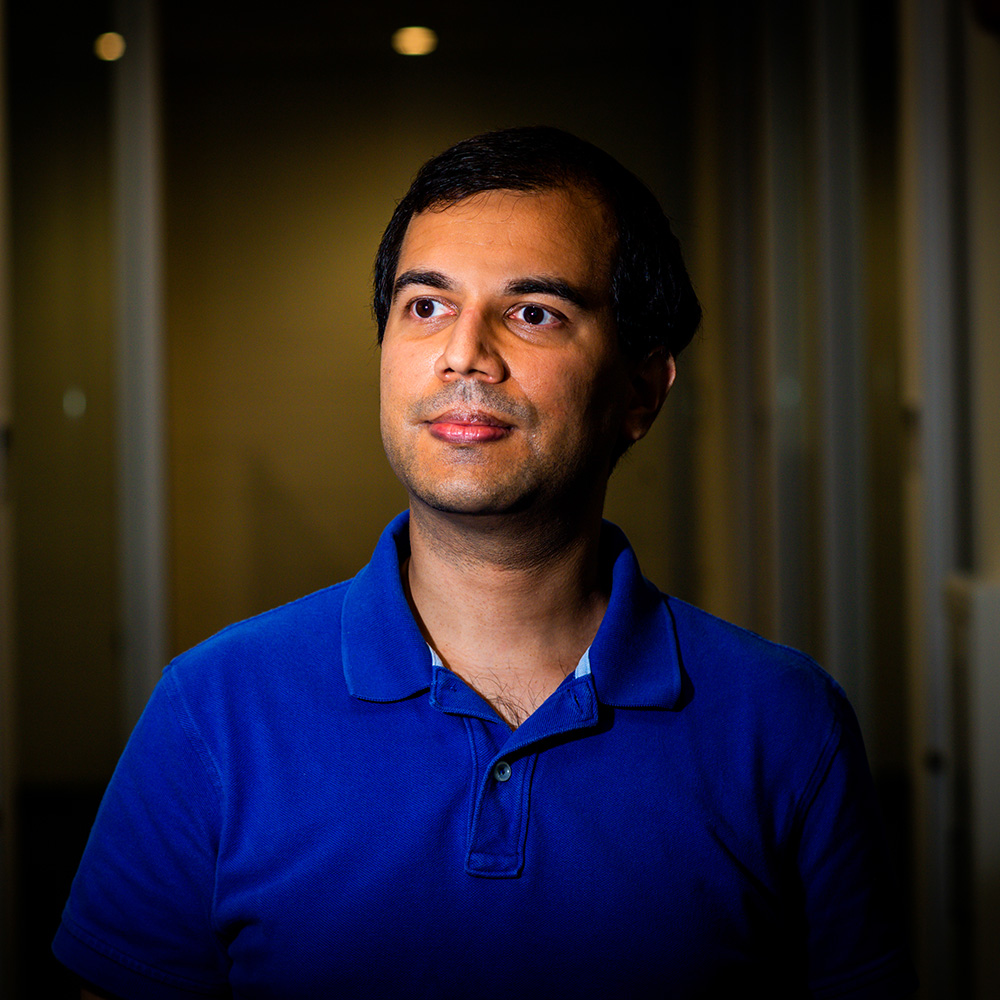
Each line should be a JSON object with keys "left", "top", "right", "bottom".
{"left": 379, "top": 186, "right": 645, "bottom": 520}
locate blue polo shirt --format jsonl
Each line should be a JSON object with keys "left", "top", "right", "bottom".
{"left": 54, "top": 513, "right": 916, "bottom": 999}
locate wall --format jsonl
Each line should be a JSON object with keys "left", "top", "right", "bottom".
{"left": 162, "top": 16, "right": 700, "bottom": 656}
{"left": 8, "top": 2, "right": 119, "bottom": 787}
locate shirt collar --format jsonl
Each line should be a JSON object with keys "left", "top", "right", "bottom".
{"left": 588, "top": 521, "right": 683, "bottom": 709}
{"left": 341, "top": 511, "right": 682, "bottom": 710}
{"left": 341, "top": 511, "right": 431, "bottom": 702}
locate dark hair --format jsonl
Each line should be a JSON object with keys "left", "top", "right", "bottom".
{"left": 372, "top": 125, "right": 701, "bottom": 359}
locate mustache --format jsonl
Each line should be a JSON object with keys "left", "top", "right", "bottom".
{"left": 408, "top": 381, "right": 534, "bottom": 424}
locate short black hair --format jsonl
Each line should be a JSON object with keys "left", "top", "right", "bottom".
{"left": 372, "top": 125, "right": 701, "bottom": 360}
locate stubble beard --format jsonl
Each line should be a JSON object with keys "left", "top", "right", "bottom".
{"left": 381, "top": 425, "right": 548, "bottom": 518}
{"left": 381, "top": 380, "right": 537, "bottom": 516}
{"left": 382, "top": 403, "right": 618, "bottom": 526}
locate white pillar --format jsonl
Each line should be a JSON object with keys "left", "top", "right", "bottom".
{"left": 112, "top": 0, "right": 168, "bottom": 733}
{"left": 899, "top": 0, "right": 963, "bottom": 993}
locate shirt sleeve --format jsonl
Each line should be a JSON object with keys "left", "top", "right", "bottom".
{"left": 52, "top": 668, "right": 231, "bottom": 1000}
{"left": 797, "top": 699, "right": 918, "bottom": 1000}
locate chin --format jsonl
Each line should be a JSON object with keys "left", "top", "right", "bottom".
{"left": 415, "top": 489, "right": 533, "bottom": 518}
{"left": 401, "top": 470, "right": 538, "bottom": 515}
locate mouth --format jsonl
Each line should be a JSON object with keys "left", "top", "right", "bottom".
{"left": 425, "top": 408, "right": 514, "bottom": 444}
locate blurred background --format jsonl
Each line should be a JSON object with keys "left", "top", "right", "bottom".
{"left": 0, "top": 0, "right": 998, "bottom": 996}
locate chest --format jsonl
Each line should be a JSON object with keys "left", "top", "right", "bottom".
{"left": 212, "top": 700, "right": 801, "bottom": 998}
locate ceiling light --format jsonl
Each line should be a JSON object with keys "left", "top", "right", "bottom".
{"left": 392, "top": 26, "right": 437, "bottom": 56}
{"left": 94, "top": 32, "right": 126, "bottom": 61}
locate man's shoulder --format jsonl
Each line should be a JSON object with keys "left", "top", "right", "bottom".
{"left": 665, "top": 593, "right": 821, "bottom": 664}
{"left": 167, "top": 514, "right": 411, "bottom": 687}
{"left": 663, "top": 593, "right": 849, "bottom": 714}
{"left": 657, "top": 596, "right": 863, "bottom": 824}
{"left": 165, "top": 578, "right": 355, "bottom": 692}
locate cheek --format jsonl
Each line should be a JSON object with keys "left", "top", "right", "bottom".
{"left": 378, "top": 358, "right": 407, "bottom": 433}
{"left": 379, "top": 346, "right": 413, "bottom": 405}
{"left": 381, "top": 338, "right": 435, "bottom": 387}
{"left": 525, "top": 357, "right": 624, "bottom": 420}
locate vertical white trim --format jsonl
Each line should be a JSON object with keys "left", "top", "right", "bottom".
{"left": 813, "top": 0, "right": 870, "bottom": 722}
{"left": 724, "top": 11, "right": 767, "bottom": 634}
{"left": 963, "top": 14, "right": 1000, "bottom": 580}
{"left": 899, "top": 0, "right": 961, "bottom": 992}
{"left": 757, "top": 11, "right": 784, "bottom": 650}
{"left": 957, "top": 13, "right": 1000, "bottom": 996}
{"left": 759, "top": 2, "right": 816, "bottom": 658}
{"left": 113, "top": 0, "right": 167, "bottom": 732}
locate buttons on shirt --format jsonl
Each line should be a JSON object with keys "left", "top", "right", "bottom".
{"left": 492, "top": 760, "right": 512, "bottom": 783}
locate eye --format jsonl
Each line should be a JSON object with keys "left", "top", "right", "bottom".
{"left": 510, "top": 304, "right": 561, "bottom": 327}
{"left": 409, "top": 297, "right": 450, "bottom": 320}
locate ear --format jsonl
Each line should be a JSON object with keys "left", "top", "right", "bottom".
{"left": 622, "top": 348, "right": 675, "bottom": 444}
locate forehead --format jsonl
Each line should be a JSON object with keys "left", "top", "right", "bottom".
{"left": 395, "top": 187, "right": 616, "bottom": 290}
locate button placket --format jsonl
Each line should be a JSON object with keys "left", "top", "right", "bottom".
{"left": 466, "top": 751, "right": 537, "bottom": 877}
{"left": 461, "top": 675, "right": 601, "bottom": 877}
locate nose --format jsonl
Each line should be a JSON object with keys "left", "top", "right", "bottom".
{"left": 434, "top": 308, "right": 506, "bottom": 383}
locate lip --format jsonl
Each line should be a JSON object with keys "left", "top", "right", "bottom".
{"left": 425, "top": 408, "right": 513, "bottom": 444}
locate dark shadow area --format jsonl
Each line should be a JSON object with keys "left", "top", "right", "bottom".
{"left": 15, "top": 784, "right": 105, "bottom": 999}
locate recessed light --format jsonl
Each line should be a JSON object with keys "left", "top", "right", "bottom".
{"left": 391, "top": 26, "right": 438, "bottom": 56}
{"left": 94, "top": 32, "right": 126, "bottom": 61}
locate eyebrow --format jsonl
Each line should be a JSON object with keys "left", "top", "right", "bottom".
{"left": 392, "top": 269, "right": 454, "bottom": 299}
{"left": 502, "top": 277, "right": 589, "bottom": 309}
{"left": 392, "top": 269, "right": 590, "bottom": 310}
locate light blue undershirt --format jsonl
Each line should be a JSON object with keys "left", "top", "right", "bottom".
{"left": 427, "top": 645, "right": 592, "bottom": 679}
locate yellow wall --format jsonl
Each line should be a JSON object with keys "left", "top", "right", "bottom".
{"left": 8, "top": 19, "right": 120, "bottom": 783}
{"left": 163, "top": 54, "right": 697, "bottom": 657}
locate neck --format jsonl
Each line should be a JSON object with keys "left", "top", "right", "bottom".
{"left": 403, "top": 501, "right": 611, "bottom": 727}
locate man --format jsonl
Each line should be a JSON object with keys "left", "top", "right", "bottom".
{"left": 55, "top": 126, "right": 916, "bottom": 998}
